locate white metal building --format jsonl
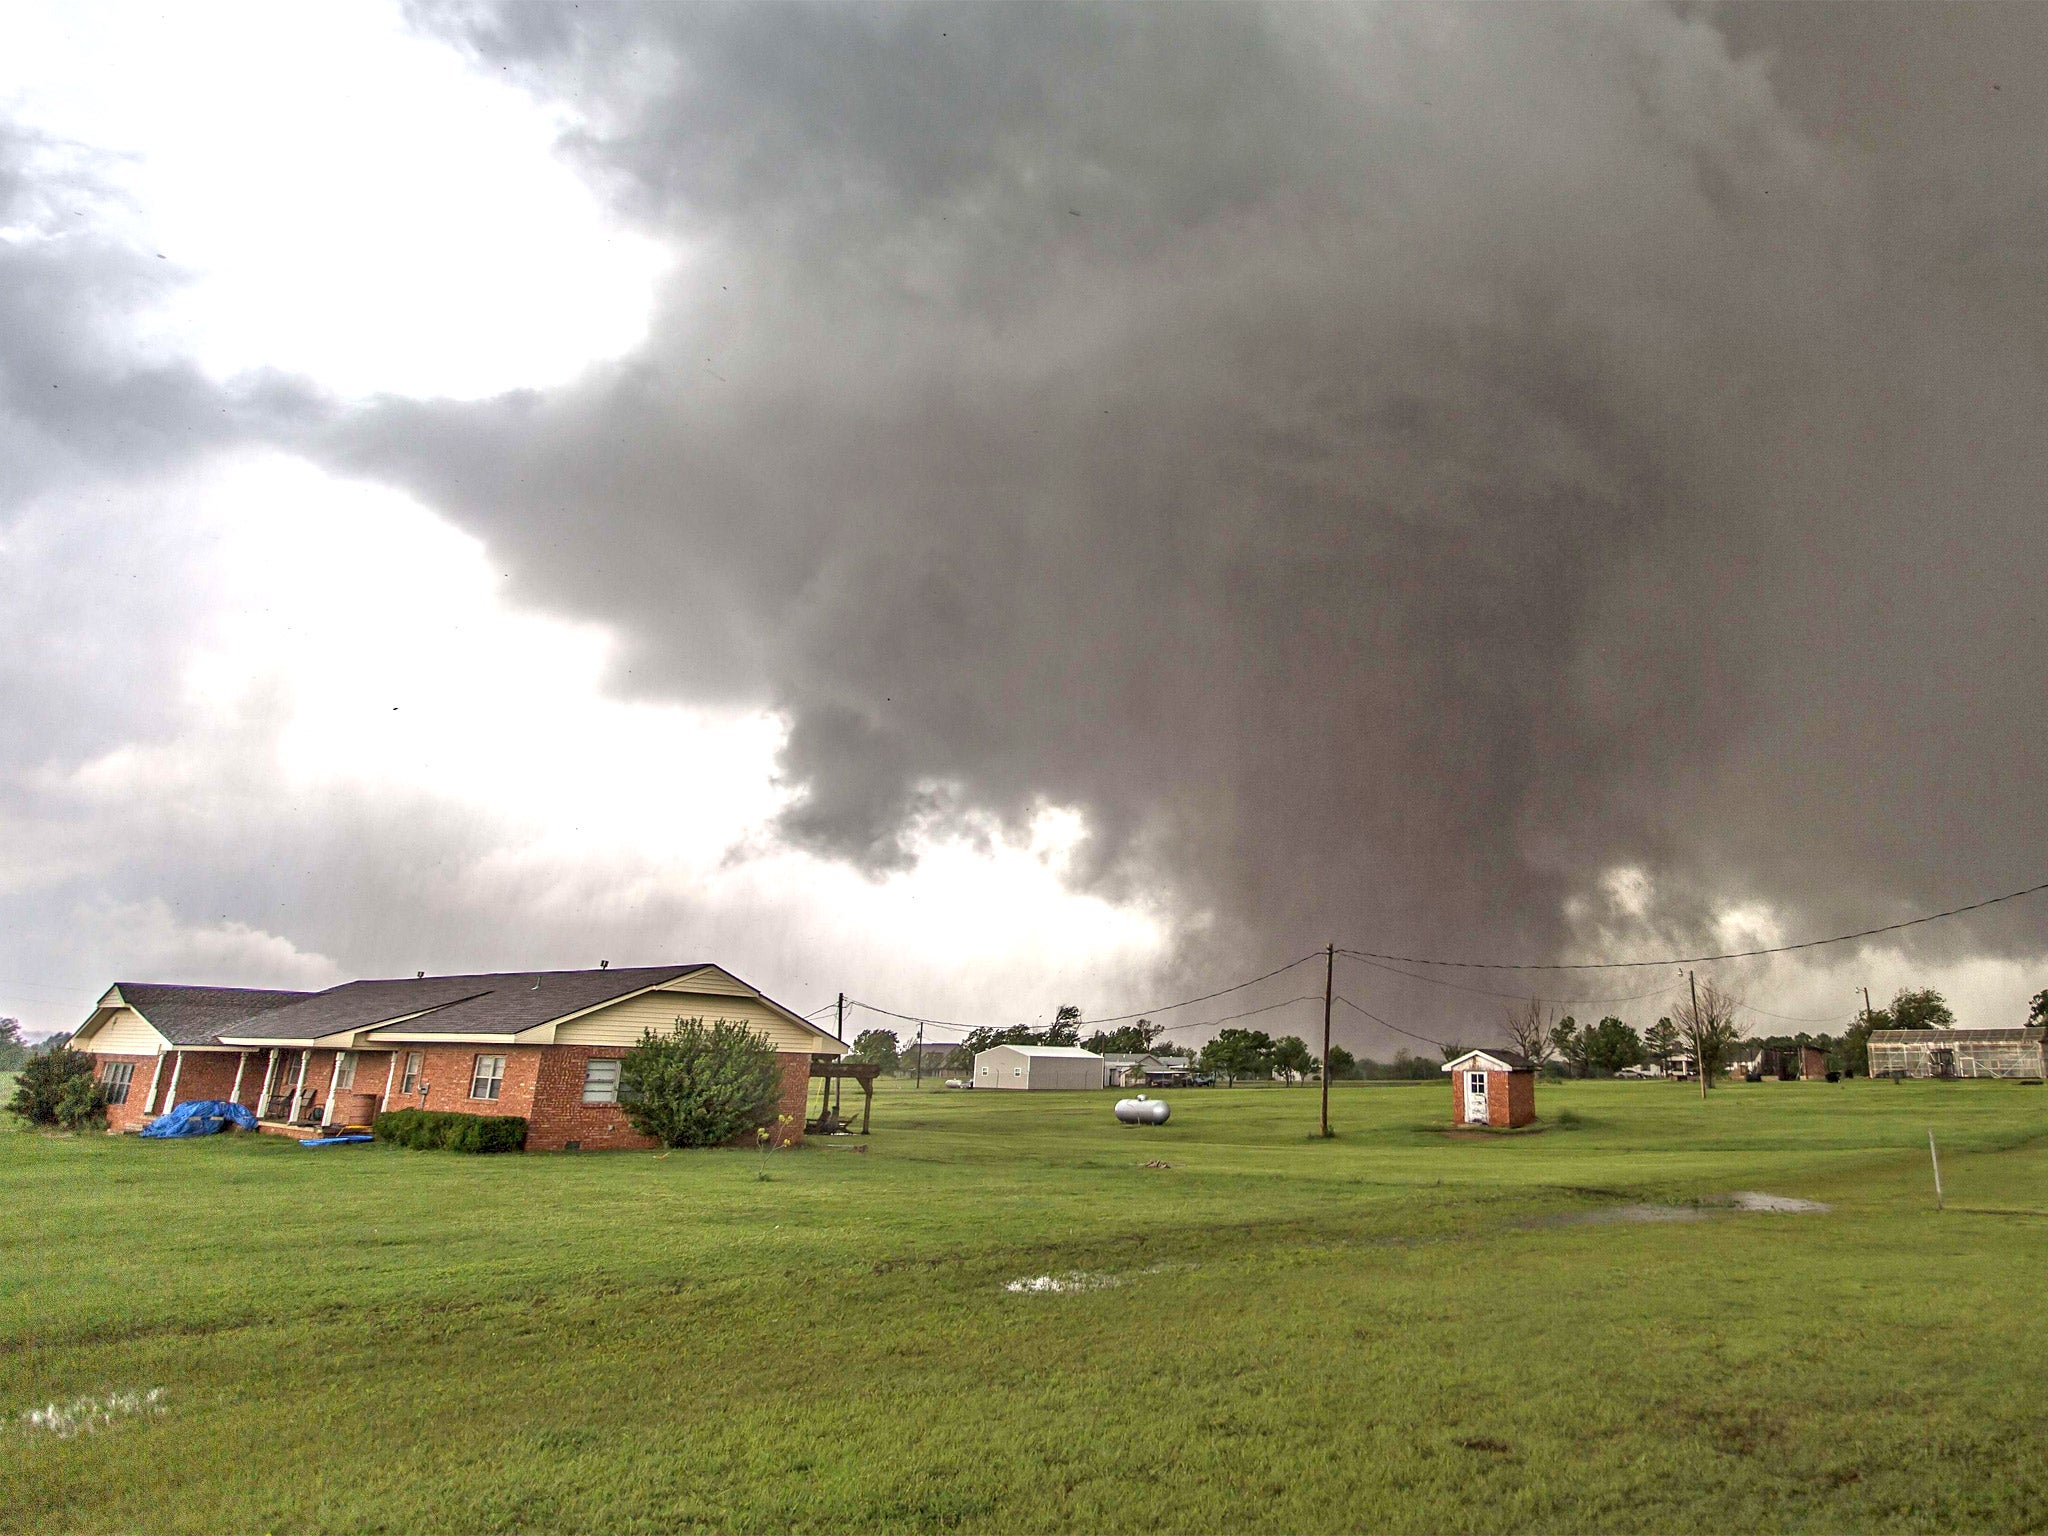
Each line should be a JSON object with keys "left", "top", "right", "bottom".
{"left": 973, "top": 1044, "right": 1109, "bottom": 1091}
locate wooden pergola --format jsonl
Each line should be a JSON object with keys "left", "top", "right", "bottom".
{"left": 808, "top": 1058, "right": 880, "bottom": 1136}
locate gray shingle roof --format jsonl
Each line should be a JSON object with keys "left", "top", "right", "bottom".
{"left": 116, "top": 984, "right": 317, "bottom": 1045}
{"left": 217, "top": 965, "right": 710, "bottom": 1041}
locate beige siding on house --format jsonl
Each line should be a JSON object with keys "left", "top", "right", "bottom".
{"left": 552, "top": 990, "right": 834, "bottom": 1053}
{"left": 83, "top": 1009, "right": 167, "bottom": 1056}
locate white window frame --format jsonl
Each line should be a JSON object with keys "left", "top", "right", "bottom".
{"left": 333, "top": 1051, "right": 356, "bottom": 1091}
{"left": 101, "top": 1060, "right": 135, "bottom": 1105}
{"left": 469, "top": 1054, "right": 506, "bottom": 1101}
{"left": 581, "top": 1057, "right": 621, "bottom": 1106}
{"left": 399, "top": 1051, "right": 423, "bottom": 1094}
{"left": 1467, "top": 1071, "right": 1487, "bottom": 1097}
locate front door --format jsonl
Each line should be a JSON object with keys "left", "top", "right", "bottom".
{"left": 1465, "top": 1070, "right": 1489, "bottom": 1124}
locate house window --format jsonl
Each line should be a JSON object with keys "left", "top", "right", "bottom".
{"left": 1467, "top": 1072, "right": 1486, "bottom": 1096}
{"left": 101, "top": 1060, "right": 135, "bottom": 1105}
{"left": 333, "top": 1052, "right": 356, "bottom": 1090}
{"left": 400, "top": 1052, "right": 423, "bottom": 1094}
{"left": 582, "top": 1058, "right": 621, "bottom": 1105}
{"left": 469, "top": 1054, "right": 506, "bottom": 1101}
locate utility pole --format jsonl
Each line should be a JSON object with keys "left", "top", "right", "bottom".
{"left": 1320, "top": 943, "right": 1335, "bottom": 1139}
{"left": 1689, "top": 969, "right": 1705, "bottom": 1101}
{"left": 915, "top": 1021, "right": 924, "bottom": 1091}
{"left": 836, "top": 992, "right": 845, "bottom": 1044}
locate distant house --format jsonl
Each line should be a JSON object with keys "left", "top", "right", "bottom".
{"left": 903, "top": 1041, "right": 957, "bottom": 1075}
{"left": 1099, "top": 1052, "right": 1194, "bottom": 1088}
{"left": 69, "top": 965, "right": 843, "bottom": 1150}
{"left": 1737, "top": 1044, "right": 1831, "bottom": 1081}
{"left": 973, "top": 1045, "right": 1108, "bottom": 1091}
{"left": 1867, "top": 1028, "right": 2046, "bottom": 1080}
{"left": 1440, "top": 1048, "right": 1536, "bottom": 1128}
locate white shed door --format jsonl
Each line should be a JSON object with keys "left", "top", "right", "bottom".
{"left": 1465, "top": 1070, "right": 1488, "bottom": 1124}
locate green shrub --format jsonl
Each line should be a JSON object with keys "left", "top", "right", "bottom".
{"left": 620, "top": 1017, "right": 780, "bottom": 1149}
{"left": 372, "top": 1107, "right": 526, "bottom": 1153}
{"left": 7, "top": 1048, "right": 106, "bottom": 1129}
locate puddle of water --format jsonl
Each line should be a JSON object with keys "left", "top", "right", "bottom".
{"left": 1003, "top": 1262, "right": 1195, "bottom": 1294}
{"left": 18, "top": 1389, "right": 165, "bottom": 1439}
{"left": 1716, "top": 1191, "right": 1831, "bottom": 1214}
{"left": 1005, "top": 1271, "right": 1122, "bottom": 1294}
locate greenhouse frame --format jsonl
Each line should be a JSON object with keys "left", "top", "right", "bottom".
{"left": 1866, "top": 1027, "right": 2046, "bottom": 1080}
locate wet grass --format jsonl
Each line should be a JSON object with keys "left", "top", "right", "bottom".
{"left": 2, "top": 1077, "right": 2045, "bottom": 1532}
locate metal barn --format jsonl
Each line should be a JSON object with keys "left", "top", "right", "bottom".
{"left": 1866, "top": 1028, "right": 2046, "bottom": 1080}
{"left": 972, "top": 1045, "right": 1108, "bottom": 1091}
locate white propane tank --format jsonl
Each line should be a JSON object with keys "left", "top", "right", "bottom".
{"left": 1114, "top": 1096, "right": 1170, "bottom": 1125}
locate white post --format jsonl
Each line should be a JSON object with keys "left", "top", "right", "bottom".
{"left": 257, "top": 1049, "right": 279, "bottom": 1119}
{"left": 381, "top": 1050, "right": 398, "bottom": 1112}
{"left": 143, "top": 1050, "right": 167, "bottom": 1117}
{"left": 292, "top": 1050, "right": 310, "bottom": 1122}
{"left": 230, "top": 1052, "right": 247, "bottom": 1108}
{"left": 162, "top": 1051, "right": 185, "bottom": 1112}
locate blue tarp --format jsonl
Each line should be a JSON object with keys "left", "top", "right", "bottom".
{"left": 298, "top": 1134, "right": 373, "bottom": 1148}
{"left": 139, "top": 1099, "right": 260, "bottom": 1138}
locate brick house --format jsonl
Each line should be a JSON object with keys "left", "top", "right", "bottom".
{"left": 70, "top": 965, "right": 843, "bottom": 1151}
{"left": 1441, "top": 1048, "right": 1537, "bottom": 1128}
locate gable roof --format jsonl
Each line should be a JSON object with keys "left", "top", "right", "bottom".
{"left": 108, "top": 983, "right": 316, "bottom": 1046}
{"left": 1441, "top": 1048, "right": 1535, "bottom": 1073}
{"left": 978, "top": 1044, "right": 1104, "bottom": 1060}
{"left": 217, "top": 965, "right": 710, "bottom": 1044}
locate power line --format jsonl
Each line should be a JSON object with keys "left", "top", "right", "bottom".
{"left": 1338, "top": 877, "right": 2048, "bottom": 971}
{"left": 838, "top": 950, "right": 1325, "bottom": 1036}
{"left": 1735, "top": 1002, "right": 1858, "bottom": 1025}
{"left": 1332, "top": 993, "right": 1446, "bottom": 1051}
{"left": 1343, "top": 951, "right": 1681, "bottom": 1009}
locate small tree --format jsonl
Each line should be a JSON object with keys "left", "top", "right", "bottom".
{"left": 1644, "top": 1017, "right": 1680, "bottom": 1071}
{"left": 1200, "top": 1028, "right": 1275, "bottom": 1085}
{"left": 1045, "top": 1005, "right": 1083, "bottom": 1047}
{"left": 1888, "top": 987, "right": 1955, "bottom": 1031}
{"left": 1326, "top": 1044, "right": 1358, "bottom": 1080}
{"left": 7, "top": 1048, "right": 106, "bottom": 1129}
{"left": 1548, "top": 1016, "right": 1587, "bottom": 1078}
{"left": 1081, "top": 1019, "right": 1165, "bottom": 1054}
{"left": 0, "top": 1018, "right": 26, "bottom": 1073}
{"left": 1674, "top": 979, "right": 1745, "bottom": 1098}
{"left": 2028, "top": 989, "right": 2048, "bottom": 1029}
{"left": 1585, "top": 1017, "right": 1645, "bottom": 1076}
{"left": 620, "top": 1018, "right": 781, "bottom": 1149}
{"left": 849, "top": 1028, "right": 901, "bottom": 1073}
{"left": 1271, "top": 1035, "right": 1315, "bottom": 1083}
{"left": 1504, "top": 999, "right": 1555, "bottom": 1072}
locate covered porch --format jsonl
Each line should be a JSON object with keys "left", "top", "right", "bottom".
{"left": 807, "top": 1058, "right": 880, "bottom": 1136}
{"left": 242, "top": 1045, "right": 401, "bottom": 1135}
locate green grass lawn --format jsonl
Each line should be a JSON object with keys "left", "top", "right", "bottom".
{"left": 3, "top": 1077, "right": 2045, "bottom": 1534}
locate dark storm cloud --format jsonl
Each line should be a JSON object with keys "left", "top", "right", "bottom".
{"left": 323, "top": 3, "right": 2048, "bottom": 1031}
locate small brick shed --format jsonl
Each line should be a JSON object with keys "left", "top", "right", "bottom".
{"left": 1441, "top": 1048, "right": 1536, "bottom": 1129}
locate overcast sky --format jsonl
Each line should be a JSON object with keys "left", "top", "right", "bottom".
{"left": 4, "top": 1, "right": 2045, "bottom": 1052}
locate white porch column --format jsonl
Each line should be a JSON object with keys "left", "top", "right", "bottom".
{"left": 142, "top": 1050, "right": 167, "bottom": 1117}
{"left": 161, "top": 1051, "right": 185, "bottom": 1111}
{"left": 292, "top": 1049, "right": 310, "bottom": 1121}
{"left": 381, "top": 1050, "right": 398, "bottom": 1112}
{"left": 320, "top": 1053, "right": 339, "bottom": 1127}
{"left": 256, "top": 1049, "right": 279, "bottom": 1119}
{"left": 229, "top": 1052, "right": 247, "bottom": 1108}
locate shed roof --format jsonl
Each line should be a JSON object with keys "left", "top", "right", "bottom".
{"left": 1440, "top": 1048, "right": 1535, "bottom": 1073}
{"left": 978, "top": 1044, "right": 1104, "bottom": 1059}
